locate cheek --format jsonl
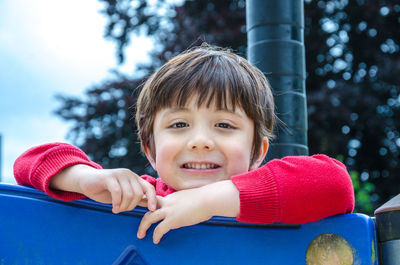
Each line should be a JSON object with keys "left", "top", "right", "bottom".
{"left": 153, "top": 137, "right": 178, "bottom": 171}
{"left": 224, "top": 142, "right": 253, "bottom": 173}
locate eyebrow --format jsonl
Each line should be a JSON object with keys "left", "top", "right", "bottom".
{"left": 162, "top": 107, "right": 190, "bottom": 115}
{"left": 162, "top": 107, "right": 246, "bottom": 120}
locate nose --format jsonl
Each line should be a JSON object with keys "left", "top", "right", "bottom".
{"left": 187, "top": 128, "right": 215, "bottom": 151}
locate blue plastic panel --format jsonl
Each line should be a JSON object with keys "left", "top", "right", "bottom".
{"left": 0, "top": 184, "right": 378, "bottom": 265}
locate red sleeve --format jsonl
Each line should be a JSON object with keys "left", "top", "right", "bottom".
{"left": 13, "top": 143, "right": 102, "bottom": 201}
{"left": 140, "top": 175, "right": 157, "bottom": 187}
{"left": 231, "top": 154, "right": 355, "bottom": 224}
{"left": 140, "top": 175, "right": 176, "bottom": 197}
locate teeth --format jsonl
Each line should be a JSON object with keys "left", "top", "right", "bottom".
{"left": 184, "top": 163, "right": 218, "bottom": 169}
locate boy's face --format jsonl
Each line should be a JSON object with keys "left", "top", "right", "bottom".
{"left": 145, "top": 97, "right": 268, "bottom": 190}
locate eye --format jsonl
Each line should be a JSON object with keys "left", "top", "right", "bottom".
{"left": 169, "top": 122, "right": 189, "bottom": 128}
{"left": 216, "top": 123, "right": 236, "bottom": 129}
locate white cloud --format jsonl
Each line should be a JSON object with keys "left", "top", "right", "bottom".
{"left": 0, "top": 0, "right": 153, "bottom": 93}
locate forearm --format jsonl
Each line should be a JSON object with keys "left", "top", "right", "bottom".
{"left": 200, "top": 180, "right": 240, "bottom": 218}
{"left": 49, "top": 164, "right": 95, "bottom": 194}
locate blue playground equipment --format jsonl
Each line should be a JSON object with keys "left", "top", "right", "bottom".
{"left": 2, "top": 183, "right": 396, "bottom": 265}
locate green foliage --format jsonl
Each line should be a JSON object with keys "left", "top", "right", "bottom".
{"left": 350, "top": 170, "right": 375, "bottom": 215}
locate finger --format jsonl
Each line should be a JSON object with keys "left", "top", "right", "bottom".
{"left": 137, "top": 198, "right": 148, "bottom": 208}
{"left": 137, "top": 210, "right": 164, "bottom": 239}
{"left": 139, "top": 179, "right": 157, "bottom": 211}
{"left": 105, "top": 178, "right": 122, "bottom": 214}
{"left": 117, "top": 176, "right": 136, "bottom": 212}
{"left": 153, "top": 220, "right": 172, "bottom": 244}
{"left": 126, "top": 178, "right": 144, "bottom": 211}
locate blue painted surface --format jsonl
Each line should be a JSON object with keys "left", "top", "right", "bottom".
{"left": 0, "top": 183, "right": 378, "bottom": 265}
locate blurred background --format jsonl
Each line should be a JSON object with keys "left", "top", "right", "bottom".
{"left": 0, "top": 0, "right": 399, "bottom": 215}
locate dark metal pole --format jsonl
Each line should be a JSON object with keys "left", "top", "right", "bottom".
{"left": 247, "top": 0, "right": 308, "bottom": 160}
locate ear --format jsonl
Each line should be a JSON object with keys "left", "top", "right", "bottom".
{"left": 143, "top": 145, "right": 156, "bottom": 170}
{"left": 249, "top": 137, "right": 269, "bottom": 171}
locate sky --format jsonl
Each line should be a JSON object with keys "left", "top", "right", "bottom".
{"left": 0, "top": 0, "right": 153, "bottom": 183}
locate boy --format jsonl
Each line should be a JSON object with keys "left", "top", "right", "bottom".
{"left": 14, "top": 45, "right": 354, "bottom": 244}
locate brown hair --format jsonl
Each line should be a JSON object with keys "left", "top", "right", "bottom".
{"left": 136, "top": 44, "right": 275, "bottom": 165}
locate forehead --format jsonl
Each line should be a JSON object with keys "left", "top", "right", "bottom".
{"left": 161, "top": 91, "right": 251, "bottom": 117}
{"left": 155, "top": 99, "right": 251, "bottom": 122}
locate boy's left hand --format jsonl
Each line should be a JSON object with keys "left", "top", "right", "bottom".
{"left": 136, "top": 180, "right": 240, "bottom": 244}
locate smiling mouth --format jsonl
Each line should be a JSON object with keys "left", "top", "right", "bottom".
{"left": 182, "top": 163, "right": 220, "bottom": 169}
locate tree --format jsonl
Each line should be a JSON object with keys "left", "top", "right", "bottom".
{"left": 55, "top": 73, "right": 153, "bottom": 175}
{"left": 304, "top": 0, "right": 400, "bottom": 212}
{"left": 55, "top": 0, "right": 400, "bottom": 214}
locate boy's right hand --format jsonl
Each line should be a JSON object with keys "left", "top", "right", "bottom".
{"left": 50, "top": 164, "right": 157, "bottom": 213}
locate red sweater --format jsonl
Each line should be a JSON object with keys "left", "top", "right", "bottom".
{"left": 14, "top": 143, "right": 354, "bottom": 224}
